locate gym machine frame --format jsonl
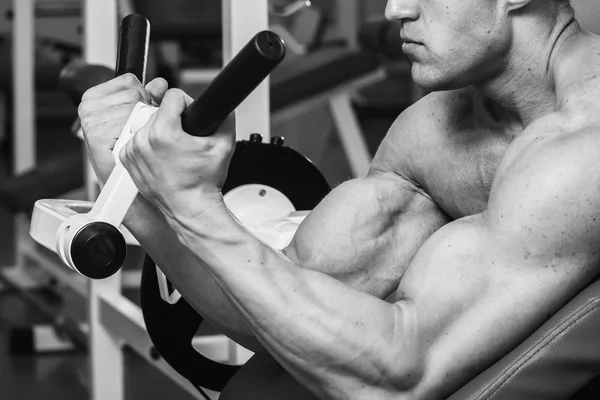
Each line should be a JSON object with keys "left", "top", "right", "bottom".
{"left": 9, "top": 0, "right": 381, "bottom": 398}
{"left": 10, "top": 1, "right": 273, "bottom": 399}
{"left": 86, "top": 2, "right": 271, "bottom": 399}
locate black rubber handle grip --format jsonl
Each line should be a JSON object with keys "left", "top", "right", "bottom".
{"left": 115, "top": 14, "right": 150, "bottom": 84}
{"left": 181, "top": 30, "right": 286, "bottom": 137}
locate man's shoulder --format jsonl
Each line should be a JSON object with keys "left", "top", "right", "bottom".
{"left": 504, "top": 110, "right": 600, "bottom": 163}
{"left": 371, "top": 87, "right": 475, "bottom": 179}
{"left": 493, "top": 112, "right": 600, "bottom": 221}
{"left": 556, "top": 33, "right": 600, "bottom": 113}
{"left": 400, "top": 87, "right": 477, "bottom": 131}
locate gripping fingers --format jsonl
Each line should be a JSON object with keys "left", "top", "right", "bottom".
{"left": 80, "top": 102, "right": 141, "bottom": 135}
{"left": 81, "top": 73, "right": 149, "bottom": 102}
{"left": 79, "top": 87, "right": 147, "bottom": 119}
{"left": 156, "top": 89, "right": 193, "bottom": 126}
{"left": 141, "top": 89, "right": 192, "bottom": 147}
{"left": 119, "top": 130, "right": 139, "bottom": 178}
{"left": 118, "top": 106, "right": 156, "bottom": 168}
{"left": 79, "top": 92, "right": 146, "bottom": 150}
{"left": 83, "top": 116, "right": 131, "bottom": 149}
{"left": 145, "top": 78, "right": 169, "bottom": 106}
{"left": 119, "top": 125, "right": 155, "bottom": 199}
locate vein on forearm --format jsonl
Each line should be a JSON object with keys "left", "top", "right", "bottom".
{"left": 122, "top": 197, "right": 261, "bottom": 348}
{"left": 169, "top": 204, "right": 412, "bottom": 395}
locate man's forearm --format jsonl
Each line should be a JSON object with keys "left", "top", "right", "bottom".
{"left": 167, "top": 201, "right": 416, "bottom": 399}
{"left": 123, "top": 196, "right": 262, "bottom": 350}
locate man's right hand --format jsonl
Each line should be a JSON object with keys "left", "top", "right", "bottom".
{"left": 78, "top": 73, "right": 169, "bottom": 186}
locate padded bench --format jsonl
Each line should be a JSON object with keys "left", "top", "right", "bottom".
{"left": 448, "top": 277, "right": 600, "bottom": 400}
{"left": 270, "top": 46, "right": 380, "bottom": 112}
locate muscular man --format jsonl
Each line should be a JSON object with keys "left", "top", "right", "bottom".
{"left": 79, "top": 0, "right": 600, "bottom": 398}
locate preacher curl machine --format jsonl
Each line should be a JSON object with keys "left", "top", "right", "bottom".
{"left": 30, "top": 13, "right": 331, "bottom": 394}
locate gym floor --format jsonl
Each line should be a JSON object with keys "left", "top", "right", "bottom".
{"left": 0, "top": 77, "right": 402, "bottom": 399}
{"left": 0, "top": 89, "right": 198, "bottom": 399}
{"left": 0, "top": 292, "right": 196, "bottom": 400}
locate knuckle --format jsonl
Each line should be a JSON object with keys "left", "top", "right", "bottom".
{"left": 80, "top": 88, "right": 92, "bottom": 102}
{"left": 132, "top": 128, "right": 150, "bottom": 153}
{"left": 168, "top": 88, "right": 182, "bottom": 96}
{"left": 121, "top": 73, "right": 139, "bottom": 86}
{"left": 128, "top": 139, "right": 139, "bottom": 158}
{"left": 80, "top": 117, "right": 90, "bottom": 133}
{"left": 119, "top": 145, "right": 129, "bottom": 165}
{"left": 78, "top": 100, "right": 93, "bottom": 117}
{"left": 152, "top": 117, "right": 167, "bottom": 135}
{"left": 131, "top": 130, "right": 143, "bottom": 149}
{"left": 79, "top": 111, "right": 101, "bottom": 132}
{"left": 82, "top": 126, "right": 101, "bottom": 144}
{"left": 80, "top": 85, "right": 99, "bottom": 102}
{"left": 201, "top": 137, "right": 216, "bottom": 152}
{"left": 80, "top": 114, "right": 98, "bottom": 135}
{"left": 148, "top": 127, "right": 164, "bottom": 148}
{"left": 164, "top": 88, "right": 183, "bottom": 101}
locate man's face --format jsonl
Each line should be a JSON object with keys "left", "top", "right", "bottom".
{"left": 386, "top": 0, "right": 512, "bottom": 90}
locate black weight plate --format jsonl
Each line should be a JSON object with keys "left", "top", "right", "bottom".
{"left": 140, "top": 141, "right": 330, "bottom": 392}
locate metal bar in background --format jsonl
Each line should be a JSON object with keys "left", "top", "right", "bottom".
{"left": 6, "top": 2, "right": 82, "bottom": 20}
{"left": 329, "top": 92, "right": 371, "bottom": 178}
{"left": 99, "top": 293, "right": 208, "bottom": 399}
{"left": 336, "top": 0, "right": 360, "bottom": 49}
{"left": 82, "top": 2, "right": 123, "bottom": 400}
{"left": 12, "top": 0, "right": 36, "bottom": 175}
{"left": 222, "top": 0, "right": 271, "bottom": 141}
{"left": 83, "top": 0, "right": 119, "bottom": 202}
{"left": 7, "top": 0, "right": 39, "bottom": 293}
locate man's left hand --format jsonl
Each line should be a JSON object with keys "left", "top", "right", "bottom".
{"left": 119, "top": 88, "right": 236, "bottom": 219}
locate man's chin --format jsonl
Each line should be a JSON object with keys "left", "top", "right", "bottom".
{"left": 412, "top": 69, "right": 466, "bottom": 92}
{"left": 411, "top": 77, "right": 447, "bottom": 93}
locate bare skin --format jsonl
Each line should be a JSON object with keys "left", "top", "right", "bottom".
{"left": 79, "top": 0, "right": 600, "bottom": 399}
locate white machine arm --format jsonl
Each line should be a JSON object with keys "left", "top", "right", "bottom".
{"left": 31, "top": 26, "right": 288, "bottom": 281}
{"left": 30, "top": 102, "right": 156, "bottom": 279}
{"left": 30, "top": 101, "right": 307, "bottom": 284}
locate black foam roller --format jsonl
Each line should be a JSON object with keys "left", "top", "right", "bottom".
{"left": 0, "top": 150, "right": 83, "bottom": 212}
{"left": 115, "top": 14, "right": 150, "bottom": 84}
{"left": 181, "top": 30, "right": 286, "bottom": 137}
{"left": 57, "top": 60, "right": 116, "bottom": 104}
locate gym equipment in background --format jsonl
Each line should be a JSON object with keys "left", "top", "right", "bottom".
{"left": 31, "top": 16, "right": 286, "bottom": 280}
{"left": 358, "top": 19, "right": 405, "bottom": 61}
{"left": 6, "top": 3, "right": 277, "bottom": 400}
{"left": 30, "top": 11, "right": 331, "bottom": 397}
{"left": 0, "top": 63, "right": 114, "bottom": 214}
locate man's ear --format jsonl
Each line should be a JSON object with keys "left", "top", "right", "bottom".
{"left": 504, "top": 0, "right": 532, "bottom": 12}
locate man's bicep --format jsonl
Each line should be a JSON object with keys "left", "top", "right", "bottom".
{"left": 284, "top": 172, "right": 449, "bottom": 298}
{"left": 394, "top": 217, "right": 583, "bottom": 399}
{"left": 397, "top": 128, "right": 600, "bottom": 398}
{"left": 485, "top": 125, "right": 600, "bottom": 274}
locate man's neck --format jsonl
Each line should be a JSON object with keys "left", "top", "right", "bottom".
{"left": 477, "top": 9, "right": 581, "bottom": 127}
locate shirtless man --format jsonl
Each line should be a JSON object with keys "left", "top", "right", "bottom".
{"left": 78, "top": 0, "right": 600, "bottom": 398}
